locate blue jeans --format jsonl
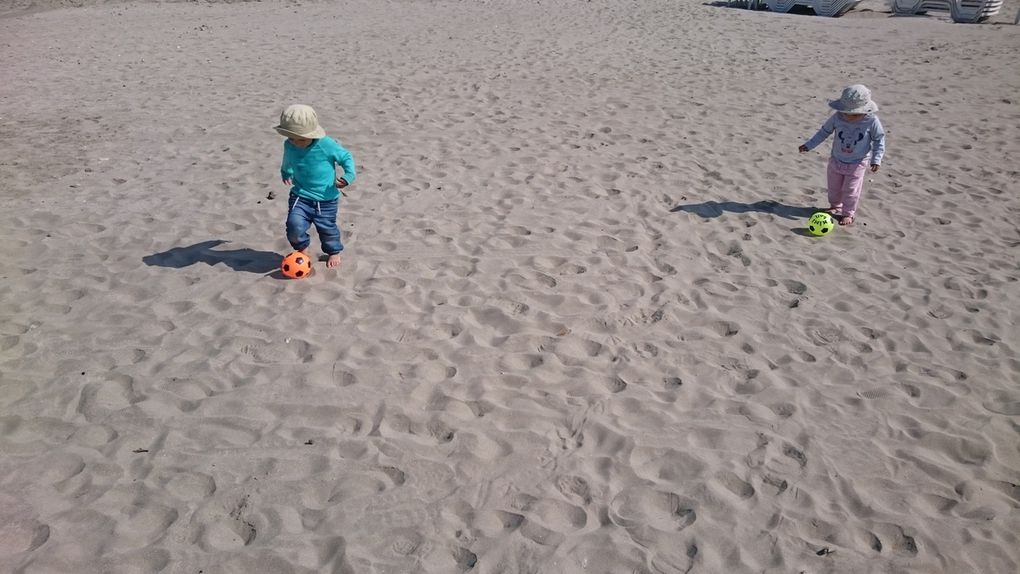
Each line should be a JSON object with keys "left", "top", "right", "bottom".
{"left": 286, "top": 193, "right": 343, "bottom": 255}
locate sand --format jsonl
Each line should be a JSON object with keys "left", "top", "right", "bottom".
{"left": 1, "top": 0, "right": 1018, "bottom": 572}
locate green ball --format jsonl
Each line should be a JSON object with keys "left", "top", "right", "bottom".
{"left": 807, "top": 212, "right": 835, "bottom": 236}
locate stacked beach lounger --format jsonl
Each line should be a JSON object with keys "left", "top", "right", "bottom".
{"left": 735, "top": 0, "right": 1003, "bottom": 20}
{"left": 891, "top": 0, "right": 1003, "bottom": 22}
{"left": 740, "top": 0, "right": 862, "bottom": 17}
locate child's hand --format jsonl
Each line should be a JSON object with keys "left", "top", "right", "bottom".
{"left": 870, "top": 164, "right": 880, "bottom": 173}
{"left": 798, "top": 145, "right": 809, "bottom": 153}
{"left": 283, "top": 178, "right": 293, "bottom": 186}
{"left": 336, "top": 177, "right": 349, "bottom": 189}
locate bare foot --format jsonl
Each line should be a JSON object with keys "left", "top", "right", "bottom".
{"left": 326, "top": 253, "right": 342, "bottom": 268}
{"left": 839, "top": 214, "right": 855, "bottom": 226}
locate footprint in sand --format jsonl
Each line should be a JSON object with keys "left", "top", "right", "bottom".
{"left": 712, "top": 470, "right": 756, "bottom": 500}
{"left": 608, "top": 487, "right": 697, "bottom": 532}
{"left": 498, "top": 353, "right": 544, "bottom": 371}
{"left": 508, "top": 495, "right": 589, "bottom": 534}
{"left": 460, "top": 430, "right": 511, "bottom": 459}
{"left": 631, "top": 447, "right": 707, "bottom": 483}
{"left": 163, "top": 471, "right": 217, "bottom": 501}
{"left": 331, "top": 366, "right": 359, "bottom": 387}
{"left": 709, "top": 321, "right": 740, "bottom": 337}
{"left": 202, "top": 519, "right": 256, "bottom": 551}
{"left": 369, "top": 527, "right": 431, "bottom": 559}
{"left": 0, "top": 495, "right": 50, "bottom": 557}
{"left": 193, "top": 494, "right": 260, "bottom": 551}
{"left": 544, "top": 336, "right": 603, "bottom": 365}
{"left": 76, "top": 374, "right": 143, "bottom": 422}
{"left": 555, "top": 475, "right": 594, "bottom": 505}
{"left": 472, "top": 509, "right": 525, "bottom": 537}
{"left": 411, "top": 361, "right": 457, "bottom": 384}
{"left": 36, "top": 452, "right": 87, "bottom": 484}
{"left": 70, "top": 423, "right": 119, "bottom": 448}
{"left": 112, "top": 504, "right": 179, "bottom": 550}
{"left": 982, "top": 390, "right": 1020, "bottom": 415}
{"left": 300, "top": 473, "right": 388, "bottom": 509}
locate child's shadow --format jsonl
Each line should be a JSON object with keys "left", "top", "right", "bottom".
{"left": 143, "top": 240, "right": 281, "bottom": 274}
{"left": 671, "top": 200, "right": 817, "bottom": 220}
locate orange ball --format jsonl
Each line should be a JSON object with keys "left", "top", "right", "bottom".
{"left": 281, "top": 252, "right": 312, "bottom": 279}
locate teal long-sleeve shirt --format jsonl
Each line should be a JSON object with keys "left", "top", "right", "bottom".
{"left": 280, "top": 136, "right": 357, "bottom": 201}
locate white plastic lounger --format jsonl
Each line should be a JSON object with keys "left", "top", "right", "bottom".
{"left": 763, "top": 0, "right": 861, "bottom": 16}
{"left": 814, "top": 0, "right": 861, "bottom": 16}
{"left": 892, "top": 0, "right": 1002, "bottom": 22}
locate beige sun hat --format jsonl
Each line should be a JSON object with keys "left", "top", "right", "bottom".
{"left": 274, "top": 104, "right": 326, "bottom": 139}
{"left": 828, "top": 84, "right": 879, "bottom": 114}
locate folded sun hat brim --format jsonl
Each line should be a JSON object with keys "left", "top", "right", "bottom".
{"left": 828, "top": 99, "right": 878, "bottom": 114}
{"left": 274, "top": 125, "right": 326, "bottom": 139}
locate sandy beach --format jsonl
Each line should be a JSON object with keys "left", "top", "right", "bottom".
{"left": 1, "top": 0, "right": 1018, "bottom": 572}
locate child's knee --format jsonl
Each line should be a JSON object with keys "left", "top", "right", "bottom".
{"left": 286, "top": 216, "right": 309, "bottom": 234}
{"left": 316, "top": 220, "right": 340, "bottom": 237}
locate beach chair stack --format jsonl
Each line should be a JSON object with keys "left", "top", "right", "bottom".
{"left": 891, "top": 0, "right": 1003, "bottom": 22}
{"left": 811, "top": 0, "right": 862, "bottom": 16}
{"left": 755, "top": 0, "right": 862, "bottom": 17}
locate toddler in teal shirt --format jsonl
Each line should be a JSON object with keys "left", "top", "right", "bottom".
{"left": 275, "top": 104, "right": 356, "bottom": 268}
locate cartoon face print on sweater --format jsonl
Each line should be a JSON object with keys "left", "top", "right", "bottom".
{"left": 837, "top": 127, "right": 866, "bottom": 155}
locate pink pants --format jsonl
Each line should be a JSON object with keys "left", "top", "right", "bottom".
{"left": 827, "top": 158, "right": 868, "bottom": 216}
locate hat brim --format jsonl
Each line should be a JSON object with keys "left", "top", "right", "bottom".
{"left": 275, "top": 125, "right": 326, "bottom": 139}
{"left": 828, "top": 100, "right": 878, "bottom": 114}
